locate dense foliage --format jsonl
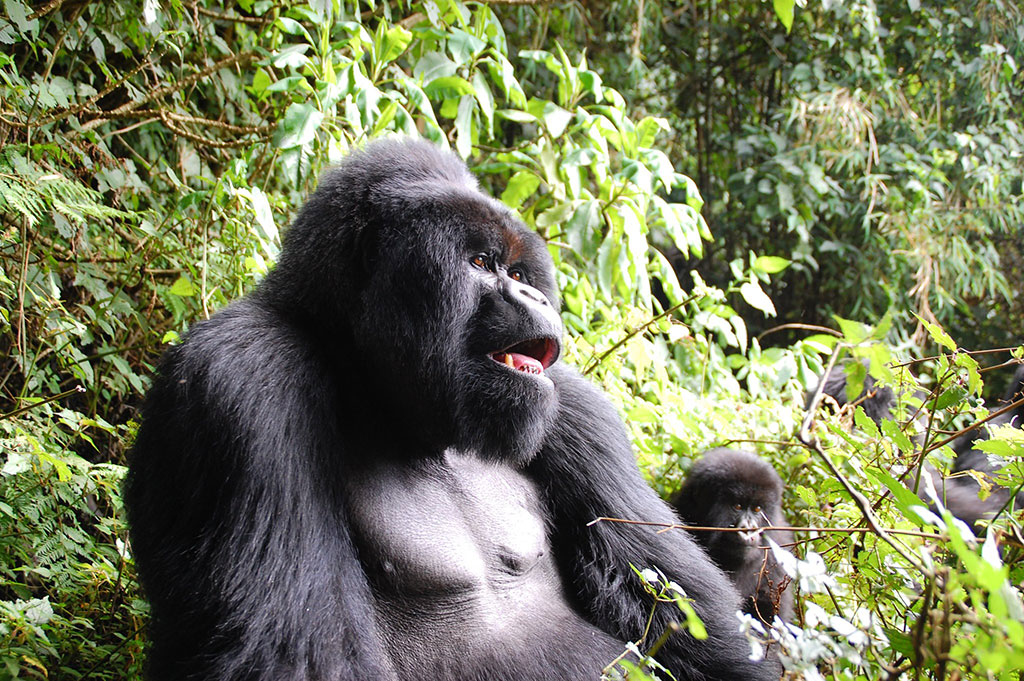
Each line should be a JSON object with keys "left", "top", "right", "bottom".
{"left": 0, "top": 0, "right": 1021, "bottom": 679}
{"left": 580, "top": 0, "right": 1024, "bottom": 351}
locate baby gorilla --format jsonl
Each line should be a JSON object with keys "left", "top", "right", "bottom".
{"left": 671, "top": 448, "right": 793, "bottom": 626}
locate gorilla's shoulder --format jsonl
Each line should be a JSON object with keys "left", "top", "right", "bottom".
{"left": 155, "top": 297, "right": 326, "bottom": 407}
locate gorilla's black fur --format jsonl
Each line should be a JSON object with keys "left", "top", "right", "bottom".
{"left": 807, "top": 359, "right": 923, "bottom": 427}
{"left": 126, "top": 138, "right": 776, "bottom": 681}
{"left": 670, "top": 448, "right": 794, "bottom": 626}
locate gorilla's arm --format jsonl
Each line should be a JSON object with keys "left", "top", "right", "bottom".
{"left": 125, "top": 299, "right": 393, "bottom": 681}
{"left": 528, "top": 366, "right": 776, "bottom": 681}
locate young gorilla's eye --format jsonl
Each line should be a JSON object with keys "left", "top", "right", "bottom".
{"left": 471, "top": 254, "right": 490, "bottom": 270}
{"left": 733, "top": 504, "right": 743, "bottom": 511}
{"left": 509, "top": 268, "right": 525, "bottom": 282}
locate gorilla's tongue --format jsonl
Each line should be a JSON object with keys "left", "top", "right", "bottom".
{"left": 500, "top": 351, "right": 544, "bottom": 375}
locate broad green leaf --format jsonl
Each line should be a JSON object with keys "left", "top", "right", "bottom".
{"left": 276, "top": 17, "right": 312, "bottom": 42}
{"left": 773, "top": 0, "right": 795, "bottom": 32}
{"left": 917, "top": 315, "right": 957, "bottom": 352}
{"left": 380, "top": 25, "right": 412, "bottom": 63}
{"left": 272, "top": 44, "right": 311, "bottom": 69}
{"left": 413, "top": 51, "right": 457, "bottom": 82}
{"left": 526, "top": 99, "right": 573, "bottom": 137}
{"left": 453, "top": 94, "right": 475, "bottom": 159}
{"left": 501, "top": 171, "right": 541, "bottom": 210}
{"left": 753, "top": 255, "right": 790, "bottom": 274}
{"left": 739, "top": 280, "right": 776, "bottom": 316}
{"left": 424, "top": 76, "right": 475, "bottom": 98}
{"left": 273, "top": 102, "right": 323, "bottom": 149}
{"left": 370, "top": 99, "right": 399, "bottom": 136}
{"left": 495, "top": 109, "right": 536, "bottom": 124}
{"left": 169, "top": 277, "right": 195, "bottom": 297}
{"left": 854, "top": 406, "right": 880, "bottom": 437}
{"left": 635, "top": 117, "right": 663, "bottom": 149}
{"left": 447, "top": 27, "right": 485, "bottom": 64}
{"left": 834, "top": 315, "right": 870, "bottom": 345}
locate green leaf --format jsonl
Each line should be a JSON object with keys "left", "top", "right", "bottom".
{"left": 5, "top": 0, "right": 39, "bottom": 37}
{"left": 880, "top": 418, "right": 915, "bottom": 454}
{"left": 496, "top": 109, "right": 537, "bottom": 124}
{"left": 424, "top": 76, "right": 476, "bottom": 98}
{"left": 276, "top": 17, "right": 312, "bottom": 42}
{"left": 932, "top": 386, "right": 967, "bottom": 411}
{"left": 834, "top": 315, "right": 870, "bottom": 345}
{"left": 453, "top": 94, "right": 475, "bottom": 159}
{"left": 854, "top": 406, "right": 880, "bottom": 437}
{"left": 272, "top": 44, "right": 311, "bottom": 69}
{"left": 635, "top": 117, "right": 664, "bottom": 149}
{"left": 739, "top": 280, "right": 776, "bottom": 317}
{"left": 371, "top": 99, "right": 400, "bottom": 136}
{"left": 380, "top": 25, "right": 412, "bottom": 63}
{"left": 169, "top": 277, "right": 195, "bottom": 297}
{"left": 627, "top": 403, "right": 659, "bottom": 423}
{"left": 773, "top": 0, "right": 795, "bottom": 32}
{"left": 526, "top": 99, "right": 573, "bottom": 137}
{"left": 251, "top": 68, "right": 272, "bottom": 96}
{"left": 273, "top": 102, "right": 324, "bottom": 149}
{"left": 753, "top": 255, "right": 790, "bottom": 274}
{"left": 917, "top": 316, "right": 957, "bottom": 352}
{"left": 447, "top": 28, "right": 485, "bottom": 64}
{"left": 501, "top": 171, "right": 541, "bottom": 210}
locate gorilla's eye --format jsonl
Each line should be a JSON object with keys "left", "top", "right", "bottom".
{"left": 471, "top": 254, "right": 491, "bottom": 270}
{"left": 733, "top": 504, "right": 742, "bottom": 511}
{"left": 509, "top": 268, "right": 525, "bottom": 282}
{"left": 754, "top": 506, "right": 762, "bottom": 513}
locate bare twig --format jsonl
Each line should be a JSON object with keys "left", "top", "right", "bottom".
{"left": 28, "top": 0, "right": 67, "bottom": 21}
{"left": 798, "top": 342, "right": 928, "bottom": 571}
{"left": 583, "top": 294, "right": 698, "bottom": 375}
{"left": 1, "top": 386, "right": 85, "bottom": 420}
{"left": 80, "top": 51, "right": 258, "bottom": 133}
{"left": 922, "top": 396, "right": 1024, "bottom": 455}
{"left": 587, "top": 517, "right": 947, "bottom": 541}
{"left": 757, "top": 322, "right": 844, "bottom": 342}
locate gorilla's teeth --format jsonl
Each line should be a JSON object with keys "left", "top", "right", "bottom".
{"left": 504, "top": 353, "right": 515, "bottom": 368}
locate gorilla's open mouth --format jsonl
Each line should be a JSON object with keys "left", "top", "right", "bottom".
{"left": 490, "top": 338, "right": 559, "bottom": 376}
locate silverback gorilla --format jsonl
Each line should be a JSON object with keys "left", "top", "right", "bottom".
{"left": 125, "top": 138, "right": 776, "bottom": 681}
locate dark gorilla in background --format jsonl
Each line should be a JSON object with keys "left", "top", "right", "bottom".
{"left": 951, "top": 362, "right": 1024, "bottom": 462}
{"left": 806, "top": 359, "right": 924, "bottom": 426}
{"left": 945, "top": 362, "right": 1024, "bottom": 526}
{"left": 808, "top": 360, "right": 1024, "bottom": 529}
{"left": 125, "top": 138, "right": 777, "bottom": 681}
{"left": 670, "top": 449, "right": 794, "bottom": 626}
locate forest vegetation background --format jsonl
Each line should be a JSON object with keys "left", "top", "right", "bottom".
{"left": 0, "top": 0, "right": 1022, "bottom": 678}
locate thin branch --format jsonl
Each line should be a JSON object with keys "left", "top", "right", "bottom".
{"left": 28, "top": 0, "right": 67, "bottom": 20}
{"left": 798, "top": 342, "right": 928, "bottom": 571}
{"left": 583, "top": 294, "right": 698, "bottom": 375}
{"left": 921, "top": 396, "right": 1024, "bottom": 456}
{"left": 757, "top": 322, "right": 843, "bottom": 342}
{"left": 1, "top": 386, "right": 85, "bottom": 420}
{"left": 79, "top": 51, "right": 258, "bottom": 133}
{"left": 187, "top": 1, "right": 270, "bottom": 24}
{"left": 157, "top": 110, "right": 273, "bottom": 149}
{"left": 892, "top": 347, "right": 1022, "bottom": 368}
{"left": 587, "top": 517, "right": 947, "bottom": 541}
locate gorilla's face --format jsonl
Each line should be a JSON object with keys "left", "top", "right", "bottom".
{"left": 702, "top": 485, "right": 779, "bottom": 553}
{"left": 355, "top": 189, "right": 564, "bottom": 463}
